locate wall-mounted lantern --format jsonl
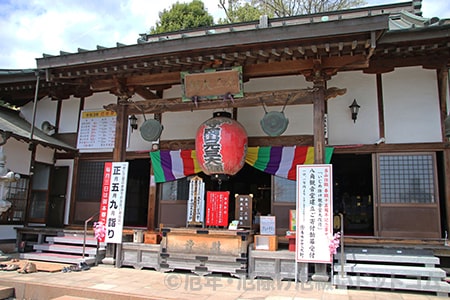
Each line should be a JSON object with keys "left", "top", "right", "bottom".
{"left": 129, "top": 114, "right": 138, "bottom": 132}
{"left": 349, "top": 99, "right": 360, "bottom": 123}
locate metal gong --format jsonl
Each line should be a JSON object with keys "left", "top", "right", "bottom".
{"left": 260, "top": 111, "right": 289, "bottom": 136}
{"left": 139, "top": 119, "right": 163, "bottom": 141}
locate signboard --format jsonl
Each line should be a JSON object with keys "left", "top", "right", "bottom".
{"left": 77, "top": 110, "right": 116, "bottom": 149}
{"left": 99, "top": 162, "right": 129, "bottom": 244}
{"left": 296, "top": 164, "right": 333, "bottom": 263}
{"left": 181, "top": 67, "right": 243, "bottom": 102}
{"left": 206, "top": 191, "right": 229, "bottom": 227}
{"left": 186, "top": 176, "right": 205, "bottom": 226}
{"left": 260, "top": 216, "right": 276, "bottom": 235}
{"left": 235, "top": 194, "right": 252, "bottom": 228}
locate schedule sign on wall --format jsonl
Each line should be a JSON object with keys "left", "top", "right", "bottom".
{"left": 296, "top": 164, "right": 333, "bottom": 263}
{"left": 77, "top": 110, "right": 117, "bottom": 149}
{"left": 206, "top": 191, "right": 229, "bottom": 227}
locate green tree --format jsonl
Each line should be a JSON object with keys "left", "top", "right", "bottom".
{"left": 150, "top": 0, "right": 214, "bottom": 34}
{"left": 218, "top": 0, "right": 261, "bottom": 23}
{"left": 219, "top": 0, "right": 366, "bottom": 23}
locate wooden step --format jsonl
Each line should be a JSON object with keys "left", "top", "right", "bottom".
{"left": 34, "top": 244, "right": 104, "bottom": 256}
{"left": 334, "top": 263, "right": 446, "bottom": 278}
{"left": 333, "top": 275, "right": 450, "bottom": 297}
{"left": 20, "top": 252, "right": 97, "bottom": 265}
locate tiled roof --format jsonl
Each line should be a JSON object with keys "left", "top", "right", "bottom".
{"left": 0, "top": 106, "right": 76, "bottom": 152}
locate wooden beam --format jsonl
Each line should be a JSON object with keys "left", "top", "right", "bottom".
{"left": 104, "top": 88, "right": 346, "bottom": 114}
{"left": 134, "top": 86, "right": 160, "bottom": 100}
{"left": 158, "top": 135, "right": 314, "bottom": 150}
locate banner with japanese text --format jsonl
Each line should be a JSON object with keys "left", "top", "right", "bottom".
{"left": 296, "top": 164, "right": 333, "bottom": 263}
{"left": 99, "top": 162, "right": 129, "bottom": 244}
{"left": 205, "top": 191, "right": 229, "bottom": 227}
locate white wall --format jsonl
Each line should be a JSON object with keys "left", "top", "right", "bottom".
{"left": 59, "top": 97, "right": 80, "bottom": 133}
{"left": 3, "top": 139, "right": 31, "bottom": 175}
{"left": 383, "top": 66, "right": 441, "bottom": 143}
{"left": 83, "top": 92, "right": 116, "bottom": 110}
{"left": 328, "top": 71, "right": 379, "bottom": 145}
{"left": 35, "top": 145, "right": 54, "bottom": 164}
{"left": 20, "top": 96, "right": 57, "bottom": 132}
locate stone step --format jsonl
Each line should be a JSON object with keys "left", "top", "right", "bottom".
{"left": 333, "top": 275, "right": 450, "bottom": 297}
{"left": 0, "top": 285, "right": 14, "bottom": 300}
{"left": 334, "top": 263, "right": 446, "bottom": 278}
{"left": 337, "top": 252, "right": 440, "bottom": 266}
{"left": 20, "top": 252, "right": 97, "bottom": 265}
{"left": 33, "top": 244, "right": 105, "bottom": 256}
{"left": 337, "top": 247, "right": 439, "bottom": 264}
{"left": 46, "top": 235, "right": 102, "bottom": 247}
{"left": 51, "top": 296, "right": 94, "bottom": 300}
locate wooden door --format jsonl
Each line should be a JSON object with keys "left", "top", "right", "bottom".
{"left": 375, "top": 153, "right": 441, "bottom": 238}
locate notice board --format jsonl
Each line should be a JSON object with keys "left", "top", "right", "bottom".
{"left": 235, "top": 194, "right": 252, "bottom": 228}
{"left": 77, "top": 110, "right": 116, "bottom": 149}
{"left": 206, "top": 191, "right": 229, "bottom": 227}
{"left": 296, "top": 164, "right": 333, "bottom": 263}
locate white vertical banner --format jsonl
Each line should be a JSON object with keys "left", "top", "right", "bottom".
{"left": 296, "top": 164, "right": 333, "bottom": 263}
{"left": 187, "top": 176, "right": 205, "bottom": 226}
{"left": 105, "top": 162, "right": 129, "bottom": 244}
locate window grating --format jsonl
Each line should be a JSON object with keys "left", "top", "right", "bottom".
{"left": 379, "top": 154, "right": 435, "bottom": 204}
{"left": 273, "top": 176, "right": 296, "bottom": 203}
{"left": 76, "top": 161, "right": 105, "bottom": 201}
{"left": 0, "top": 176, "right": 29, "bottom": 223}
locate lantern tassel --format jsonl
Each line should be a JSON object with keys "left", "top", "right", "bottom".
{"left": 191, "top": 96, "right": 199, "bottom": 108}
{"left": 224, "top": 92, "right": 234, "bottom": 103}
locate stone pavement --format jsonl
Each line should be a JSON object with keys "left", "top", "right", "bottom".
{"left": 0, "top": 263, "right": 448, "bottom": 300}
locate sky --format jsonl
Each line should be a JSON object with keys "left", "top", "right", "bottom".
{"left": 0, "top": 0, "right": 449, "bottom": 70}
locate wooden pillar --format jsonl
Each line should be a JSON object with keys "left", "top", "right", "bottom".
{"left": 311, "top": 72, "right": 328, "bottom": 282}
{"left": 112, "top": 99, "right": 129, "bottom": 162}
{"left": 147, "top": 112, "right": 162, "bottom": 231}
{"left": 313, "top": 79, "right": 326, "bottom": 164}
{"left": 444, "top": 148, "right": 450, "bottom": 238}
{"left": 437, "top": 67, "right": 450, "bottom": 236}
{"left": 376, "top": 74, "right": 385, "bottom": 139}
{"left": 106, "top": 97, "right": 129, "bottom": 266}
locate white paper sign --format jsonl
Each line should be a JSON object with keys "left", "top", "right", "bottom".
{"left": 77, "top": 110, "right": 116, "bottom": 149}
{"left": 296, "top": 164, "right": 333, "bottom": 263}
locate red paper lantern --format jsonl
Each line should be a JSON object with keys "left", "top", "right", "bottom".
{"left": 195, "top": 112, "right": 247, "bottom": 180}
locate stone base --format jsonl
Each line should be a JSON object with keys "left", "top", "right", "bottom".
{"left": 102, "top": 257, "right": 115, "bottom": 265}
{"left": 312, "top": 263, "right": 329, "bottom": 282}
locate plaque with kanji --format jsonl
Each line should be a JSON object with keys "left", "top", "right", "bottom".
{"left": 235, "top": 194, "right": 252, "bottom": 228}
{"left": 186, "top": 176, "right": 205, "bottom": 227}
{"left": 206, "top": 191, "right": 229, "bottom": 227}
{"left": 181, "top": 67, "right": 243, "bottom": 102}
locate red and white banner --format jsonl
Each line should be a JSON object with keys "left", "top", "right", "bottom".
{"left": 296, "top": 164, "right": 333, "bottom": 263}
{"left": 205, "top": 191, "right": 229, "bottom": 227}
{"left": 99, "top": 162, "right": 129, "bottom": 244}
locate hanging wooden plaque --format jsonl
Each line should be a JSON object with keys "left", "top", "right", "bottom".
{"left": 181, "top": 67, "right": 243, "bottom": 102}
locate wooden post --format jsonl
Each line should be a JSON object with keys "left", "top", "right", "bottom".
{"left": 112, "top": 99, "right": 129, "bottom": 162}
{"left": 105, "top": 97, "right": 129, "bottom": 266}
{"left": 437, "top": 68, "right": 450, "bottom": 237}
{"left": 312, "top": 72, "right": 329, "bottom": 282}
{"left": 313, "top": 80, "right": 326, "bottom": 164}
